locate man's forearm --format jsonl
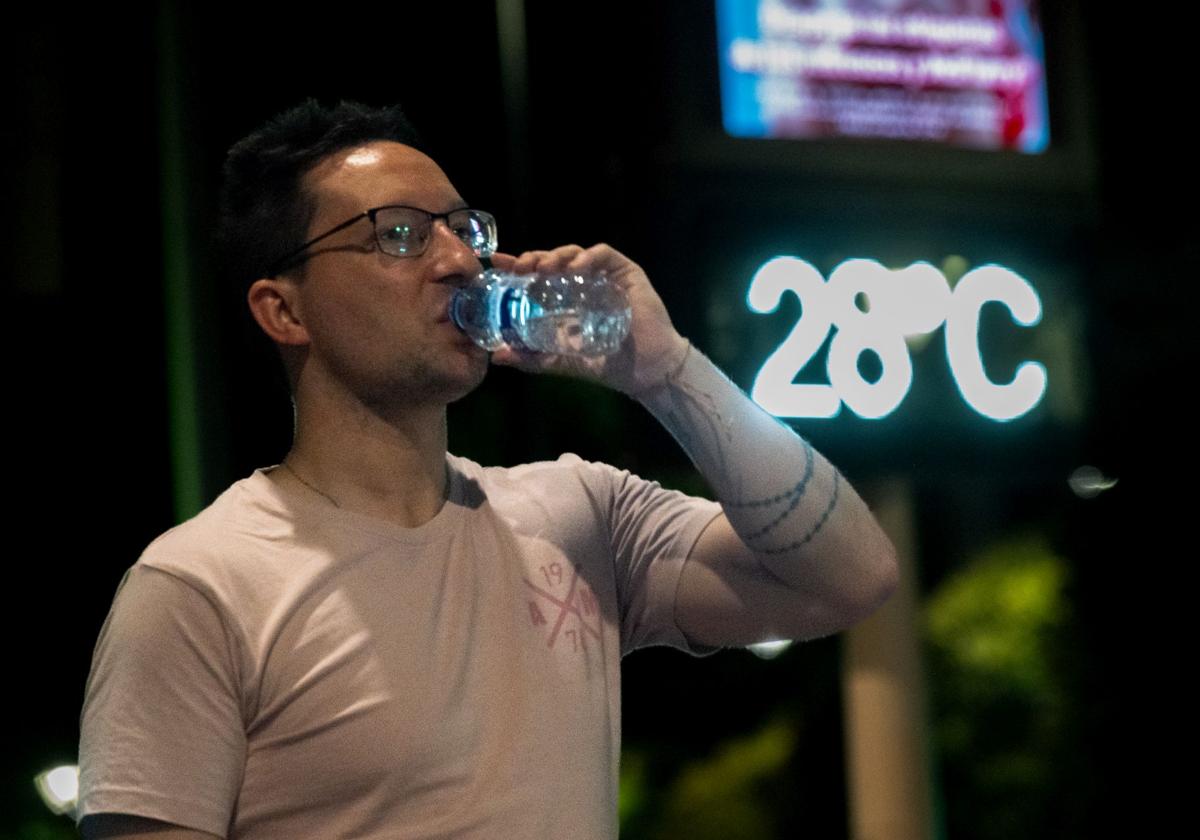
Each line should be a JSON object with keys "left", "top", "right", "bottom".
{"left": 634, "top": 340, "right": 897, "bottom": 608}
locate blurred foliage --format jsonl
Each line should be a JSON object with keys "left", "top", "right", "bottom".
{"left": 622, "top": 715, "right": 798, "bottom": 840}
{"left": 0, "top": 816, "right": 77, "bottom": 840}
{"left": 924, "top": 534, "right": 1083, "bottom": 838}
{"left": 618, "top": 748, "right": 648, "bottom": 827}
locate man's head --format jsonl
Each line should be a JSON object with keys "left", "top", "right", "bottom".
{"left": 217, "top": 100, "right": 438, "bottom": 295}
{"left": 217, "top": 101, "right": 493, "bottom": 408}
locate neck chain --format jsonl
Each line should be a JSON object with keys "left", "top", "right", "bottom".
{"left": 282, "top": 461, "right": 341, "bottom": 508}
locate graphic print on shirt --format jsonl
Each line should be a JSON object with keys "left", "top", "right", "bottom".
{"left": 523, "top": 560, "right": 600, "bottom": 654}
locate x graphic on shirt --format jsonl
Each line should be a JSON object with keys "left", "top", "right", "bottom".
{"left": 523, "top": 564, "right": 602, "bottom": 649}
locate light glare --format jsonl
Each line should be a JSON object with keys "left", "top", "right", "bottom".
{"left": 1068, "top": 466, "right": 1118, "bottom": 499}
{"left": 748, "top": 639, "right": 793, "bottom": 659}
{"left": 34, "top": 764, "right": 79, "bottom": 815}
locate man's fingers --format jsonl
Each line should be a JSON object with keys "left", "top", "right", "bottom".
{"left": 490, "top": 345, "right": 540, "bottom": 370}
{"left": 488, "top": 251, "right": 519, "bottom": 271}
{"left": 512, "top": 245, "right": 587, "bottom": 275}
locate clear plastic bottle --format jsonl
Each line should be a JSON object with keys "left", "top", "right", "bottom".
{"left": 450, "top": 269, "right": 631, "bottom": 356}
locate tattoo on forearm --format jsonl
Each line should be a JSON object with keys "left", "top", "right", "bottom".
{"left": 661, "top": 375, "right": 738, "bottom": 495}
{"left": 749, "top": 469, "right": 841, "bottom": 556}
{"left": 725, "top": 438, "right": 815, "bottom": 540}
{"left": 658, "top": 369, "right": 843, "bottom": 557}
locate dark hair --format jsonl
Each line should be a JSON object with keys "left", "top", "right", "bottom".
{"left": 215, "top": 99, "right": 425, "bottom": 294}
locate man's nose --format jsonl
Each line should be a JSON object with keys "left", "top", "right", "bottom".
{"left": 428, "top": 221, "right": 483, "bottom": 283}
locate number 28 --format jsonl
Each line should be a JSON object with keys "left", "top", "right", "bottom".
{"left": 747, "top": 257, "right": 1048, "bottom": 422}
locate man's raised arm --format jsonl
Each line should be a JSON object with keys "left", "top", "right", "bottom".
{"left": 633, "top": 338, "right": 898, "bottom": 648}
{"left": 488, "top": 243, "right": 899, "bottom": 648}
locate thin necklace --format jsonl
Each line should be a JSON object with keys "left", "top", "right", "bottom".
{"left": 282, "top": 461, "right": 341, "bottom": 508}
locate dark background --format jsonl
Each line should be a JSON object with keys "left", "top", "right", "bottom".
{"left": 5, "top": 1, "right": 1190, "bottom": 836}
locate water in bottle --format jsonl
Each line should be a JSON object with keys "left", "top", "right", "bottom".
{"left": 450, "top": 269, "right": 631, "bottom": 356}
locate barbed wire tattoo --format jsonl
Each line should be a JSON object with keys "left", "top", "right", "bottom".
{"left": 652, "top": 345, "right": 843, "bottom": 557}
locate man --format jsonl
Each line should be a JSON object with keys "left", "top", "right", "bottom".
{"left": 77, "top": 100, "right": 897, "bottom": 839}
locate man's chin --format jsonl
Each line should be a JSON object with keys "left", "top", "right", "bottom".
{"left": 354, "top": 351, "right": 489, "bottom": 414}
{"left": 440, "top": 352, "right": 490, "bottom": 404}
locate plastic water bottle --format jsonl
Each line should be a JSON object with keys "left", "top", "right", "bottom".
{"left": 450, "top": 269, "right": 631, "bottom": 356}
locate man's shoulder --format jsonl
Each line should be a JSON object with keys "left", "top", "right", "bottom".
{"left": 457, "top": 452, "right": 719, "bottom": 530}
{"left": 135, "top": 469, "right": 288, "bottom": 587}
{"left": 455, "top": 451, "right": 614, "bottom": 480}
{"left": 452, "top": 451, "right": 624, "bottom": 497}
{"left": 448, "top": 452, "right": 691, "bottom": 537}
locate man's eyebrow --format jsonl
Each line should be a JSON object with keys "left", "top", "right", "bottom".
{"left": 378, "top": 200, "right": 469, "bottom": 213}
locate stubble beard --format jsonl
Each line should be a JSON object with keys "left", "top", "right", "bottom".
{"left": 346, "top": 343, "right": 489, "bottom": 420}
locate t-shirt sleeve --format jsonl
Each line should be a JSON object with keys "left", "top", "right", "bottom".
{"left": 571, "top": 457, "right": 725, "bottom": 657}
{"left": 77, "top": 563, "right": 246, "bottom": 837}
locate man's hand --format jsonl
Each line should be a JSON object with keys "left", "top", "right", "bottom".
{"left": 487, "top": 244, "right": 690, "bottom": 396}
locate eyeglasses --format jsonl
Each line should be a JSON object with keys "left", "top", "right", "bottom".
{"left": 269, "top": 205, "right": 497, "bottom": 276}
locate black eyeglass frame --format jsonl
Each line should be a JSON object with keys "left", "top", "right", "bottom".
{"left": 268, "top": 205, "right": 497, "bottom": 277}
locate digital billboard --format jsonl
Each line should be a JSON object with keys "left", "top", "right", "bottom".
{"left": 716, "top": 0, "right": 1050, "bottom": 152}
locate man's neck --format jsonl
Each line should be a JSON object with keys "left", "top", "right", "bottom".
{"left": 279, "top": 389, "right": 453, "bottom": 529}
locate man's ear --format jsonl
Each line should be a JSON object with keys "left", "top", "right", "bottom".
{"left": 247, "top": 277, "right": 310, "bottom": 346}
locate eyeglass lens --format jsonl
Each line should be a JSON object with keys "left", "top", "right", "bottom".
{"left": 375, "top": 208, "right": 496, "bottom": 258}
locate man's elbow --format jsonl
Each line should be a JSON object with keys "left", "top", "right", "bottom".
{"left": 840, "top": 533, "right": 900, "bottom": 626}
{"left": 866, "top": 532, "right": 901, "bottom": 612}
{"left": 871, "top": 538, "right": 901, "bottom": 609}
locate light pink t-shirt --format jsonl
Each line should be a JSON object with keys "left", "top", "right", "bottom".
{"left": 77, "top": 453, "right": 724, "bottom": 839}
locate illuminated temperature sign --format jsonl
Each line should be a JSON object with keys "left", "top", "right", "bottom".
{"left": 748, "top": 257, "right": 1047, "bottom": 422}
